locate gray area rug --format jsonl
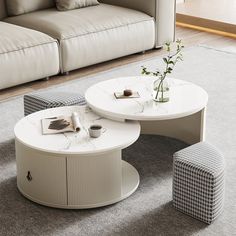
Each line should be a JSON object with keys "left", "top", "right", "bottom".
{"left": 0, "top": 46, "right": 236, "bottom": 236}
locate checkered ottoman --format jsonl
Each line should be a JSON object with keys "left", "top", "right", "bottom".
{"left": 24, "top": 91, "right": 86, "bottom": 116}
{"left": 172, "top": 142, "right": 225, "bottom": 224}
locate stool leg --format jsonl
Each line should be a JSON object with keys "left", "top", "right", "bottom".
{"left": 43, "top": 77, "right": 50, "bottom": 81}
{"left": 200, "top": 107, "right": 206, "bottom": 142}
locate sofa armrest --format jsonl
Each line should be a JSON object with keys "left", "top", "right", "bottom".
{"left": 100, "top": 0, "right": 176, "bottom": 48}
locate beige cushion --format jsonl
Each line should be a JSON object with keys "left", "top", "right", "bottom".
{"left": 101, "top": 0, "right": 177, "bottom": 48}
{"left": 0, "top": 0, "right": 7, "bottom": 19}
{"left": 0, "top": 22, "right": 60, "bottom": 89}
{"left": 6, "top": 0, "right": 55, "bottom": 16}
{"left": 5, "top": 4, "right": 153, "bottom": 40}
{"left": 56, "top": 0, "right": 99, "bottom": 11}
{"left": 0, "top": 23, "right": 56, "bottom": 54}
{"left": 5, "top": 4, "right": 155, "bottom": 72}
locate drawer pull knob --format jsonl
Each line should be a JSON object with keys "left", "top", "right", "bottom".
{"left": 27, "top": 171, "right": 32, "bottom": 181}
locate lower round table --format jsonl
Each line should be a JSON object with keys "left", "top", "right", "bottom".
{"left": 14, "top": 106, "right": 140, "bottom": 209}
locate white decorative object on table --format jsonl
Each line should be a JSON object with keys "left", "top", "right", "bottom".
{"left": 14, "top": 106, "right": 140, "bottom": 209}
{"left": 85, "top": 76, "right": 208, "bottom": 144}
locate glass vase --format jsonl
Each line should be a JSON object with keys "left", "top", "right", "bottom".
{"left": 153, "top": 78, "right": 170, "bottom": 102}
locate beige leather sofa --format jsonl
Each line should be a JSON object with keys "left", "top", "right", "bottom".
{"left": 0, "top": 0, "right": 176, "bottom": 90}
{"left": 0, "top": 1, "right": 60, "bottom": 90}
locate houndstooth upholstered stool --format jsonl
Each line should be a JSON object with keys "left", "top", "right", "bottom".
{"left": 172, "top": 142, "right": 225, "bottom": 224}
{"left": 24, "top": 91, "right": 86, "bottom": 116}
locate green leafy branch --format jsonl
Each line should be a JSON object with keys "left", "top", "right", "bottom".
{"left": 141, "top": 39, "right": 184, "bottom": 101}
{"left": 141, "top": 39, "right": 184, "bottom": 81}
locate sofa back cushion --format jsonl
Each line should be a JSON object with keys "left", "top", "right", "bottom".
{"left": 55, "top": 0, "right": 99, "bottom": 11}
{"left": 0, "top": 0, "right": 7, "bottom": 20}
{"left": 6, "top": 0, "right": 55, "bottom": 16}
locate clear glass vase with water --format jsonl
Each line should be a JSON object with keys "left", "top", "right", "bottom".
{"left": 153, "top": 78, "right": 170, "bottom": 102}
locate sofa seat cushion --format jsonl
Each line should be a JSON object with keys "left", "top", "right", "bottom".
{"left": 5, "top": 4, "right": 155, "bottom": 72}
{"left": 0, "top": 22, "right": 60, "bottom": 90}
{"left": 0, "top": 22, "right": 56, "bottom": 54}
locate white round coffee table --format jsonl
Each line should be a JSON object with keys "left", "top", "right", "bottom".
{"left": 85, "top": 76, "right": 208, "bottom": 144}
{"left": 14, "top": 106, "right": 140, "bottom": 209}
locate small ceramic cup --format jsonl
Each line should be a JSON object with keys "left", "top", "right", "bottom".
{"left": 88, "top": 125, "right": 106, "bottom": 138}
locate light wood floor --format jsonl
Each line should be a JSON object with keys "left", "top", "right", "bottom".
{"left": 1, "top": 25, "right": 236, "bottom": 102}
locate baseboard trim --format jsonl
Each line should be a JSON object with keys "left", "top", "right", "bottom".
{"left": 176, "top": 13, "right": 236, "bottom": 36}
{"left": 176, "top": 21, "right": 236, "bottom": 39}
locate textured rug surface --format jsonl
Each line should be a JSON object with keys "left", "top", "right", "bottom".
{"left": 0, "top": 46, "right": 236, "bottom": 236}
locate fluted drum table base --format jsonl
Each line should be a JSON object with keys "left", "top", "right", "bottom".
{"left": 16, "top": 139, "right": 139, "bottom": 209}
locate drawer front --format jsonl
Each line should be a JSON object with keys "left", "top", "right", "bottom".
{"left": 16, "top": 140, "right": 67, "bottom": 206}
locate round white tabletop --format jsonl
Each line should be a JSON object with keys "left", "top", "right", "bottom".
{"left": 85, "top": 76, "right": 208, "bottom": 121}
{"left": 14, "top": 105, "right": 140, "bottom": 155}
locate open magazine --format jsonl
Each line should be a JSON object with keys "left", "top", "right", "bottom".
{"left": 41, "top": 112, "right": 82, "bottom": 135}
